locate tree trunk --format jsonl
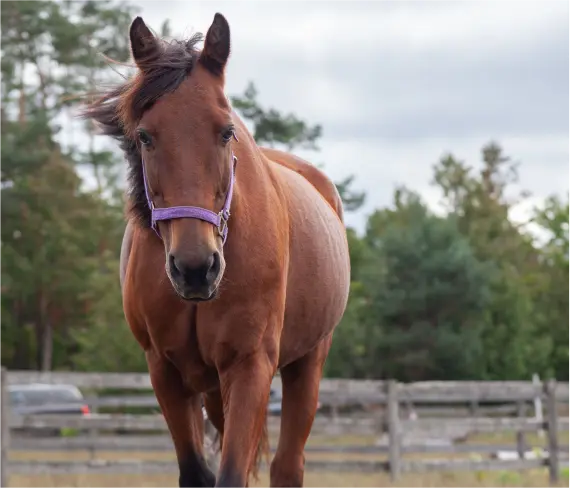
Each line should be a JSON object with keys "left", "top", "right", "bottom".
{"left": 11, "top": 300, "right": 31, "bottom": 369}
{"left": 39, "top": 291, "right": 52, "bottom": 371}
{"left": 35, "top": 289, "right": 53, "bottom": 371}
{"left": 41, "top": 320, "right": 53, "bottom": 372}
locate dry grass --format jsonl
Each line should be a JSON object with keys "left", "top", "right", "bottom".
{"left": 9, "top": 469, "right": 569, "bottom": 487}
{"left": 8, "top": 448, "right": 569, "bottom": 488}
{"left": 8, "top": 430, "right": 569, "bottom": 487}
{"left": 10, "top": 448, "right": 386, "bottom": 463}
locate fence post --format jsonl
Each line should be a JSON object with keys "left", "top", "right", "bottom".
{"left": 87, "top": 393, "right": 98, "bottom": 461}
{"left": 469, "top": 398, "right": 479, "bottom": 416}
{"left": 516, "top": 400, "right": 527, "bottom": 459}
{"left": 386, "top": 379, "right": 400, "bottom": 481}
{"left": 1, "top": 367, "right": 10, "bottom": 487}
{"left": 533, "top": 373, "right": 544, "bottom": 438}
{"left": 544, "top": 379, "right": 559, "bottom": 485}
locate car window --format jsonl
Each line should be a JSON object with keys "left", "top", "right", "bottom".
{"left": 9, "top": 391, "right": 25, "bottom": 406}
{"left": 19, "top": 388, "right": 82, "bottom": 406}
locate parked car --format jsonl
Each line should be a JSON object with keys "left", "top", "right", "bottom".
{"left": 8, "top": 383, "right": 91, "bottom": 436}
{"left": 268, "top": 386, "right": 283, "bottom": 415}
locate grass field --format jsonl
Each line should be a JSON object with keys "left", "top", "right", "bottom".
{"left": 9, "top": 469, "right": 569, "bottom": 487}
{"left": 8, "top": 430, "right": 569, "bottom": 487}
{"left": 8, "top": 451, "right": 570, "bottom": 488}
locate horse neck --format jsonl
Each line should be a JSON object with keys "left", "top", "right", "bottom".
{"left": 227, "top": 114, "right": 275, "bottom": 235}
{"left": 232, "top": 112, "right": 272, "bottom": 197}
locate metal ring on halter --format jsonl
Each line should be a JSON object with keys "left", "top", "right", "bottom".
{"left": 217, "top": 211, "right": 229, "bottom": 238}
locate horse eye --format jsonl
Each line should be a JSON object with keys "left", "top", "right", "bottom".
{"left": 137, "top": 130, "right": 152, "bottom": 146}
{"left": 221, "top": 127, "right": 234, "bottom": 144}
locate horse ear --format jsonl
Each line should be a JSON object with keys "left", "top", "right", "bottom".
{"left": 200, "top": 13, "right": 231, "bottom": 76}
{"left": 129, "top": 17, "right": 158, "bottom": 67}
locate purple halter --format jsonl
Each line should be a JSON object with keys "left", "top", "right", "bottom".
{"left": 141, "top": 150, "right": 238, "bottom": 244}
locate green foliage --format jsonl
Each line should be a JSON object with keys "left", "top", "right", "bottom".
{"left": 70, "top": 251, "right": 147, "bottom": 373}
{"left": 327, "top": 192, "right": 491, "bottom": 380}
{"left": 430, "top": 143, "right": 560, "bottom": 379}
{"left": 530, "top": 194, "right": 569, "bottom": 380}
{"left": 1, "top": 0, "right": 137, "bottom": 371}
{"left": 231, "top": 82, "right": 322, "bottom": 151}
{"left": 326, "top": 143, "right": 568, "bottom": 381}
{"left": 335, "top": 175, "right": 366, "bottom": 213}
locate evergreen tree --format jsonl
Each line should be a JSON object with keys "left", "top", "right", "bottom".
{"left": 1, "top": 0, "right": 136, "bottom": 370}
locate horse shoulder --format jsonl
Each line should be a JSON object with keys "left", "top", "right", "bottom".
{"left": 259, "top": 147, "right": 344, "bottom": 223}
{"left": 119, "top": 220, "right": 152, "bottom": 351}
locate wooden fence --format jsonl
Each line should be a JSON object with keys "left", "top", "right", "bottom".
{"left": 1, "top": 369, "right": 568, "bottom": 486}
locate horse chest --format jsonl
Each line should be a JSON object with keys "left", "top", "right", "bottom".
{"left": 168, "top": 349, "right": 219, "bottom": 394}
{"left": 149, "top": 316, "right": 219, "bottom": 394}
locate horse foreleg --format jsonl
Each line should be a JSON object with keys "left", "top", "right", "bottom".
{"left": 204, "top": 390, "right": 224, "bottom": 474}
{"left": 270, "top": 335, "right": 333, "bottom": 487}
{"left": 147, "top": 350, "right": 216, "bottom": 487}
{"left": 215, "top": 352, "right": 276, "bottom": 487}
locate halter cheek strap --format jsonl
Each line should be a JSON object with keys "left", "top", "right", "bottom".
{"left": 141, "top": 149, "right": 238, "bottom": 244}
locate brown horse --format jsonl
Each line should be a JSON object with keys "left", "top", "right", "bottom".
{"left": 82, "top": 13, "right": 350, "bottom": 487}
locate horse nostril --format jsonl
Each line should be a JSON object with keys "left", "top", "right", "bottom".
{"left": 168, "top": 253, "right": 181, "bottom": 277}
{"left": 208, "top": 252, "right": 221, "bottom": 279}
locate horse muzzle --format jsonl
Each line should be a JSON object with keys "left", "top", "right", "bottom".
{"left": 167, "top": 251, "right": 222, "bottom": 301}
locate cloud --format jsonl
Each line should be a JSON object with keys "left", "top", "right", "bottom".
{"left": 65, "top": 1, "right": 568, "bottom": 237}
{"left": 295, "top": 133, "right": 569, "bottom": 233}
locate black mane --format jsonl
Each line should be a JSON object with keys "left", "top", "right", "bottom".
{"left": 80, "top": 33, "right": 204, "bottom": 227}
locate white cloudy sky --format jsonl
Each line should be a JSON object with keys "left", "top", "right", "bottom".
{"left": 72, "top": 0, "right": 569, "bottom": 235}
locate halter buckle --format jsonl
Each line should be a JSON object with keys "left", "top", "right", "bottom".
{"left": 217, "top": 210, "right": 230, "bottom": 238}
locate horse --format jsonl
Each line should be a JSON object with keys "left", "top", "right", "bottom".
{"left": 81, "top": 13, "right": 350, "bottom": 487}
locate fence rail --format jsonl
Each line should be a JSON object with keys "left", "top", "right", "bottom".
{"left": 7, "top": 370, "right": 569, "bottom": 402}
{"left": 2, "top": 369, "right": 568, "bottom": 486}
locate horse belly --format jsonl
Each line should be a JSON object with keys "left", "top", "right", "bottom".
{"left": 277, "top": 168, "right": 351, "bottom": 366}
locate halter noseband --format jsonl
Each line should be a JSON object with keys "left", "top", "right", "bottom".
{"left": 141, "top": 146, "right": 238, "bottom": 244}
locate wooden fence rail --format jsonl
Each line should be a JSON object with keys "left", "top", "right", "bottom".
{"left": 1, "top": 369, "right": 568, "bottom": 486}
{"left": 71, "top": 396, "right": 555, "bottom": 415}
{"left": 7, "top": 370, "right": 569, "bottom": 400}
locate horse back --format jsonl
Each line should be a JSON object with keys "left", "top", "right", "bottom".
{"left": 260, "top": 147, "right": 344, "bottom": 224}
